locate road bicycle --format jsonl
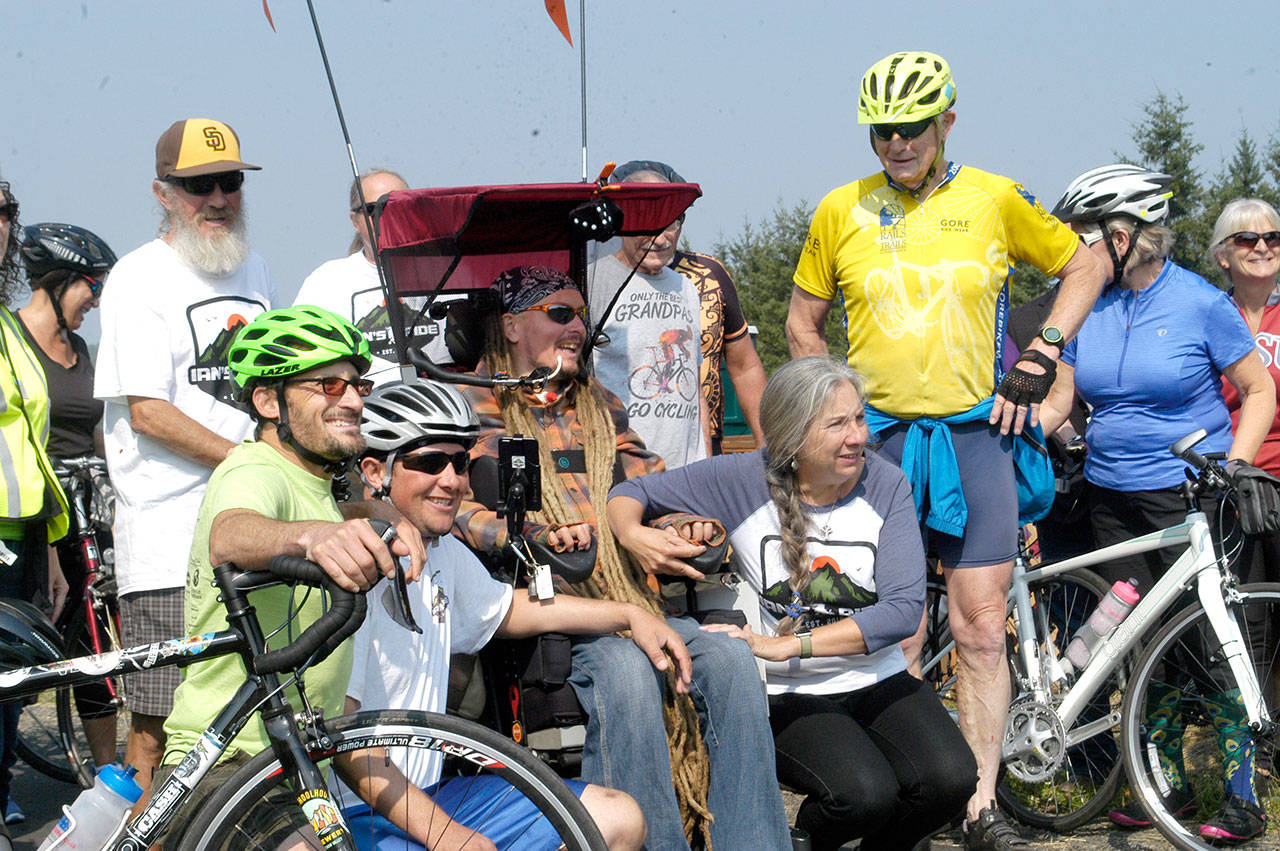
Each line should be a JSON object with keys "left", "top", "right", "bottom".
{"left": 16, "top": 456, "right": 129, "bottom": 788}
{"left": 627, "top": 344, "right": 697, "bottom": 402}
{"left": 0, "top": 542, "right": 606, "bottom": 850}
{"left": 920, "top": 429, "right": 1278, "bottom": 850}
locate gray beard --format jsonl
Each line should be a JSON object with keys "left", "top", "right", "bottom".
{"left": 169, "top": 209, "right": 250, "bottom": 277}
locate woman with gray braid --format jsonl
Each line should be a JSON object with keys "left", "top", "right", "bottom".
{"left": 609, "top": 357, "right": 976, "bottom": 851}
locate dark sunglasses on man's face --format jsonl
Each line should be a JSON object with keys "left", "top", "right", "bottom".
{"left": 515, "top": 303, "right": 589, "bottom": 325}
{"left": 1227, "top": 231, "right": 1280, "bottom": 250}
{"left": 400, "top": 450, "right": 470, "bottom": 476}
{"left": 83, "top": 276, "right": 104, "bottom": 298}
{"left": 163, "top": 171, "right": 245, "bottom": 197}
{"left": 284, "top": 376, "right": 375, "bottom": 397}
{"left": 870, "top": 118, "right": 935, "bottom": 142}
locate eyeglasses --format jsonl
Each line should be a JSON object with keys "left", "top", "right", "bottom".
{"left": 0, "top": 202, "right": 16, "bottom": 222}
{"left": 162, "top": 171, "right": 245, "bottom": 197}
{"left": 514, "top": 303, "right": 589, "bottom": 325}
{"left": 352, "top": 203, "right": 379, "bottom": 215}
{"left": 870, "top": 118, "right": 936, "bottom": 141}
{"left": 1225, "top": 231, "right": 1280, "bottom": 250}
{"left": 399, "top": 450, "right": 470, "bottom": 476}
{"left": 664, "top": 213, "right": 686, "bottom": 231}
{"left": 1076, "top": 229, "right": 1105, "bottom": 247}
{"left": 284, "top": 376, "right": 374, "bottom": 397}
{"left": 82, "top": 276, "right": 104, "bottom": 297}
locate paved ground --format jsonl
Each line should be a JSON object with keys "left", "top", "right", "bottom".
{"left": 7, "top": 755, "right": 1269, "bottom": 849}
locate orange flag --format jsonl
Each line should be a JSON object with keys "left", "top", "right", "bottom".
{"left": 544, "top": 0, "right": 572, "bottom": 45}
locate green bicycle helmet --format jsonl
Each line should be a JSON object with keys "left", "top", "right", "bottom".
{"left": 858, "top": 51, "right": 956, "bottom": 124}
{"left": 228, "top": 304, "right": 372, "bottom": 401}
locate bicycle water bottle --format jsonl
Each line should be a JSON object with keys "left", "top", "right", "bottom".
{"left": 1062, "top": 579, "right": 1140, "bottom": 673}
{"left": 38, "top": 764, "right": 142, "bottom": 850}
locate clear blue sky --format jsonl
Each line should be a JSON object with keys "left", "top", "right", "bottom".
{"left": 4, "top": 1, "right": 1276, "bottom": 344}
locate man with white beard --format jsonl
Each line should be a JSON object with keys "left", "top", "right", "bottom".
{"left": 94, "top": 118, "right": 275, "bottom": 799}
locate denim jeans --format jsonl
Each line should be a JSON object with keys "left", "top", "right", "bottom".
{"left": 568, "top": 615, "right": 790, "bottom": 851}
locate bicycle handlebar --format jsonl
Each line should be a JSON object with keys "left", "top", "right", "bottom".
{"left": 1169, "top": 429, "right": 1232, "bottom": 492}
{"left": 243, "top": 555, "right": 366, "bottom": 675}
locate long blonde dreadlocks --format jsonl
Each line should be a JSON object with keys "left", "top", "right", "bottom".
{"left": 483, "top": 314, "right": 714, "bottom": 845}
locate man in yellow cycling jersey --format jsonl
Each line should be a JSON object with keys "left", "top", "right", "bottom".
{"left": 785, "top": 51, "right": 1107, "bottom": 850}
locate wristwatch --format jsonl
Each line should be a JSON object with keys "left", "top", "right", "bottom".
{"left": 795, "top": 630, "right": 813, "bottom": 660}
{"left": 1036, "top": 325, "right": 1065, "bottom": 350}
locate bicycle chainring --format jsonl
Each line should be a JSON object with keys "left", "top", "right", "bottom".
{"left": 1002, "top": 696, "right": 1066, "bottom": 783}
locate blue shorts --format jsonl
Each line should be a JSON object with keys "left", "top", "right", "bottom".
{"left": 343, "top": 775, "right": 589, "bottom": 851}
{"left": 878, "top": 419, "right": 1018, "bottom": 567}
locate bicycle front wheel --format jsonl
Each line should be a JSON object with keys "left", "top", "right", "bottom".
{"left": 175, "top": 709, "right": 607, "bottom": 851}
{"left": 1119, "top": 582, "right": 1280, "bottom": 851}
{"left": 997, "top": 568, "right": 1127, "bottom": 831}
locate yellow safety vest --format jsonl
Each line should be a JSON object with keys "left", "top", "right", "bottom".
{"left": 0, "top": 306, "right": 68, "bottom": 542}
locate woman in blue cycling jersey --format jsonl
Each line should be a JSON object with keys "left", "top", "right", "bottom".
{"left": 1042, "top": 165, "right": 1275, "bottom": 843}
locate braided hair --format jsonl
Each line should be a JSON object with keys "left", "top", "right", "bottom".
{"left": 759, "top": 357, "right": 867, "bottom": 635}
{"left": 0, "top": 182, "right": 22, "bottom": 306}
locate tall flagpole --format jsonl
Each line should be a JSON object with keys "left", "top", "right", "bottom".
{"left": 579, "top": 0, "right": 588, "bottom": 182}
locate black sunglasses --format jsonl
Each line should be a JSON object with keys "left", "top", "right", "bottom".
{"left": 163, "top": 171, "right": 245, "bottom": 197}
{"left": 0, "top": 194, "right": 16, "bottom": 220}
{"left": 870, "top": 118, "right": 935, "bottom": 141}
{"left": 284, "top": 376, "right": 374, "bottom": 397}
{"left": 83, "top": 276, "right": 104, "bottom": 297}
{"left": 1226, "top": 230, "right": 1280, "bottom": 250}
{"left": 400, "top": 450, "right": 470, "bottom": 476}
{"left": 514, "top": 303, "right": 589, "bottom": 325}
{"left": 352, "top": 202, "right": 379, "bottom": 215}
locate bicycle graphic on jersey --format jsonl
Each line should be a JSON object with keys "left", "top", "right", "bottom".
{"left": 628, "top": 335, "right": 698, "bottom": 402}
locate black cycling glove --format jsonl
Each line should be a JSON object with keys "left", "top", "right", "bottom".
{"left": 996, "top": 349, "right": 1058, "bottom": 407}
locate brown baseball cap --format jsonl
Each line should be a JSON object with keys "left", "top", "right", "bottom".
{"left": 155, "top": 118, "right": 261, "bottom": 179}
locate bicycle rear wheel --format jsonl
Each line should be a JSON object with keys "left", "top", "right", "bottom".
{"left": 997, "top": 568, "right": 1127, "bottom": 831}
{"left": 1119, "top": 582, "right": 1280, "bottom": 851}
{"left": 16, "top": 600, "right": 128, "bottom": 787}
{"left": 174, "top": 709, "right": 607, "bottom": 851}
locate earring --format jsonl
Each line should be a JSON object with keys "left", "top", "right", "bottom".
{"left": 789, "top": 457, "right": 799, "bottom": 472}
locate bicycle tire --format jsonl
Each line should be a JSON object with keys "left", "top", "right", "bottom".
{"left": 174, "top": 709, "right": 608, "bottom": 851}
{"left": 15, "top": 597, "right": 125, "bottom": 787}
{"left": 1119, "top": 582, "right": 1280, "bottom": 851}
{"left": 674, "top": 367, "right": 697, "bottom": 402}
{"left": 997, "top": 567, "right": 1127, "bottom": 831}
{"left": 58, "top": 595, "right": 129, "bottom": 787}
{"left": 627, "top": 365, "right": 662, "bottom": 401}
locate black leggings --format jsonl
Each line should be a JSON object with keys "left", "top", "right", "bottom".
{"left": 769, "top": 671, "right": 976, "bottom": 851}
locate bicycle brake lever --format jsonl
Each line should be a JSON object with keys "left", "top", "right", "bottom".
{"left": 370, "top": 519, "right": 422, "bottom": 634}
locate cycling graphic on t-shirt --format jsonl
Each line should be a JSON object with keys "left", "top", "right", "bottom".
{"left": 186, "top": 295, "right": 269, "bottom": 404}
{"left": 628, "top": 330, "right": 697, "bottom": 401}
{"left": 758, "top": 537, "right": 878, "bottom": 626}
{"left": 349, "top": 286, "right": 462, "bottom": 366}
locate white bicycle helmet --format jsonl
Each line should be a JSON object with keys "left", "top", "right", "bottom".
{"left": 1050, "top": 164, "right": 1173, "bottom": 224}
{"left": 360, "top": 379, "right": 480, "bottom": 498}
{"left": 362, "top": 379, "right": 479, "bottom": 453}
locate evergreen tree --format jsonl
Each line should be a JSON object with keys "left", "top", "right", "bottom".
{"left": 1127, "top": 92, "right": 1215, "bottom": 279}
{"left": 710, "top": 200, "right": 844, "bottom": 372}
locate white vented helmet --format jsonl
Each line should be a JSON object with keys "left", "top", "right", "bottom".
{"left": 361, "top": 379, "right": 480, "bottom": 454}
{"left": 1050, "top": 164, "right": 1173, "bottom": 224}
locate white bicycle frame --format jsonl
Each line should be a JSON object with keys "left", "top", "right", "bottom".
{"left": 1002, "top": 507, "right": 1271, "bottom": 763}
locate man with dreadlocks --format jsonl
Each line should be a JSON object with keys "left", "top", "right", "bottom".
{"left": 454, "top": 266, "right": 790, "bottom": 850}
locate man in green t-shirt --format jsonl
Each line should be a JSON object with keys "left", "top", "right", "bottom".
{"left": 151, "top": 305, "right": 426, "bottom": 840}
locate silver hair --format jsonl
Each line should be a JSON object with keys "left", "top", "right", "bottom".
{"left": 1101, "top": 215, "right": 1175, "bottom": 269}
{"left": 1209, "top": 198, "right": 1280, "bottom": 278}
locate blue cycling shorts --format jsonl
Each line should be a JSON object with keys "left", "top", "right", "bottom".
{"left": 343, "top": 775, "right": 589, "bottom": 850}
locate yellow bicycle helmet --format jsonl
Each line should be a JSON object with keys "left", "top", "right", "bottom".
{"left": 858, "top": 51, "right": 956, "bottom": 124}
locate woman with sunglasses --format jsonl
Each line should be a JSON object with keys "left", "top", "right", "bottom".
{"left": 16, "top": 223, "right": 116, "bottom": 461}
{"left": 1041, "top": 168, "right": 1275, "bottom": 843}
{"left": 12, "top": 223, "right": 121, "bottom": 782}
{"left": 1213, "top": 199, "right": 1280, "bottom": 537}
{"left": 454, "top": 265, "right": 791, "bottom": 851}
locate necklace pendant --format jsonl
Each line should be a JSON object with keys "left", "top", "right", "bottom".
{"left": 819, "top": 525, "right": 832, "bottom": 539}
